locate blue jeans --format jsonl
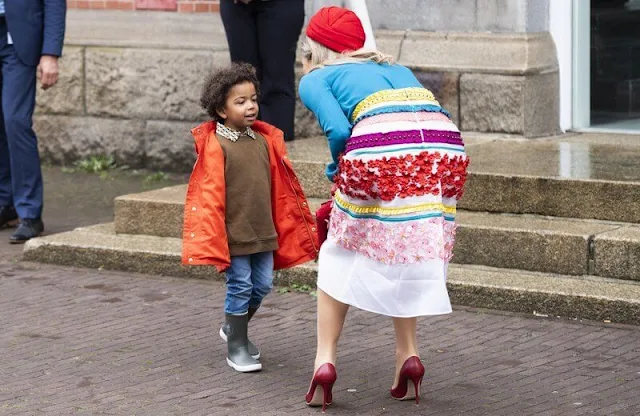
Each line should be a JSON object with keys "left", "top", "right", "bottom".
{"left": 224, "top": 251, "right": 274, "bottom": 315}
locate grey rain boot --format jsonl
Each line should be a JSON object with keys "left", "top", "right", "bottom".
{"left": 220, "top": 307, "right": 260, "bottom": 359}
{"left": 225, "top": 313, "right": 262, "bottom": 373}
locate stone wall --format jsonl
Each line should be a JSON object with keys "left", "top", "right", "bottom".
{"left": 35, "top": 47, "right": 226, "bottom": 172}
{"left": 35, "top": 29, "right": 560, "bottom": 172}
{"left": 308, "top": 0, "right": 549, "bottom": 32}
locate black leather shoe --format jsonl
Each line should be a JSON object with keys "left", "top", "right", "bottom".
{"left": 9, "top": 218, "right": 44, "bottom": 244}
{"left": 0, "top": 206, "right": 18, "bottom": 228}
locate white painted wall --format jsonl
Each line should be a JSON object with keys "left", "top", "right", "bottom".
{"left": 345, "top": 0, "right": 377, "bottom": 49}
{"left": 310, "top": 0, "right": 377, "bottom": 49}
{"left": 549, "top": 0, "right": 574, "bottom": 132}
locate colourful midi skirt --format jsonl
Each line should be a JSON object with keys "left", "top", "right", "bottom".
{"left": 317, "top": 88, "right": 470, "bottom": 317}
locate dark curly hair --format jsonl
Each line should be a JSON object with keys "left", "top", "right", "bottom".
{"left": 200, "top": 62, "right": 260, "bottom": 123}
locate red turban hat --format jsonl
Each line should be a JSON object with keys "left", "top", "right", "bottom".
{"left": 306, "top": 6, "right": 366, "bottom": 53}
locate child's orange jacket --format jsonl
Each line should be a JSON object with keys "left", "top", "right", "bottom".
{"left": 182, "top": 120, "right": 319, "bottom": 273}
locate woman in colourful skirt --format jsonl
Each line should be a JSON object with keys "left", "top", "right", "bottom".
{"left": 299, "top": 6, "right": 469, "bottom": 411}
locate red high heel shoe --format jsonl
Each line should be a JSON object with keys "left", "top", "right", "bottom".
{"left": 390, "top": 356, "right": 425, "bottom": 404}
{"left": 305, "top": 363, "right": 337, "bottom": 412}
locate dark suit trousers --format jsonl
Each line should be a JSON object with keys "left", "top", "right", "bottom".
{"left": 220, "top": 0, "right": 305, "bottom": 141}
{"left": 0, "top": 18, "right": 42, "bottom": 219}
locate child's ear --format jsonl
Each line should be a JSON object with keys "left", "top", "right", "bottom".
{"left": 216, "top": 107, "right": 227, "bottom": 120}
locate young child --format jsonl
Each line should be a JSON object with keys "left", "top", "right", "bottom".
{"left": 182, "top": 63, "right": 319, "bottom": 373}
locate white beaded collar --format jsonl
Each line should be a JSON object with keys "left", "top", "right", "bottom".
{"left": 216, "top": 123, "right": 256, "bottom": 142}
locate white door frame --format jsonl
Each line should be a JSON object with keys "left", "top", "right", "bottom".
{"left": 549, "top": 0, "right": 575, "bottom": 132}
{"left": 572, "top": 0, "right": 591, "bottom": 129}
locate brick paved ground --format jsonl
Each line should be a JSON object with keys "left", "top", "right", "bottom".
{"left": 1, "top": 167, "right": 639, "bottom": 415}
{"left": 1, "top": 260, "right": 639, "bottom": 416}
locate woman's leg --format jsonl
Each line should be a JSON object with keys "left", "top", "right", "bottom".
{"left": 314, "top": 289, "right": 349, "bottom": 371}
{"left": 391, "top": 317, "right": 419, "bottom": 388}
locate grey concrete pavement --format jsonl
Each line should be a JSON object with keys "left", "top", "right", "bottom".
{"left": 0, "top": 166, "right": 187, "bottom": 262}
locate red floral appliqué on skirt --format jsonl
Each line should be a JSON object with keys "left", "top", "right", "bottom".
{"left": 337, "top": 151, "right": 470, "bottom": 201}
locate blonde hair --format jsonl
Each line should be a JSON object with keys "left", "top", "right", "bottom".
{"left": 301, "top": 37, "right": 394, "bottom": 72}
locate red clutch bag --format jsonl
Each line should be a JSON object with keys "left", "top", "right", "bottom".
{"left": 315, "top": 200, "right": 333, "bottom": 246}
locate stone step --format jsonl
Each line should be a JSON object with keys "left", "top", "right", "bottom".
{"left": 285, "top": 134, "right": 640, "bottom": 223}
{"left": 455, "top": 212, "right": 639, "bottom": 280}
{"left": 114, "top": 185, "right": 324, "bottom": 238}
{"left": 114, "top": 185, "right": 187, "bottom": 239}
{"left": 114, "top": 185, "right": 640, "bottom": 281}
{"left": 22, "top": 223, "right": 640, "bottom": 325}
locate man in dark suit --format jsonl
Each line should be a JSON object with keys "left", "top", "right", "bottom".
{"left": 0, "top": 0, "right": 66, "bottom": 243}
{"left": 220, "top": 0, "right": 305, "bottom": 142}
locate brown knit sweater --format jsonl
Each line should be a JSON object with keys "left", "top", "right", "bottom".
{"left": 217, "top": 131, "right": 279, "bottom": 256}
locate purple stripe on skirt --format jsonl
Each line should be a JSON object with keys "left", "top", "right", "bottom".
{"left": 346, "top": 130, "right": 463, "bottom": 153}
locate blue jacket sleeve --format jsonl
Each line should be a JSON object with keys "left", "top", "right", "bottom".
{"left": 299, "top": 74, "right": 352, "bottom": 182}
{"left": 42, "top": 0, "right": 66, "bottom": 57}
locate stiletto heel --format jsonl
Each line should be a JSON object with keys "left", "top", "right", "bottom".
{"left": 305, "top": 363, "right": 337, "bottom": 412}
{"left": 410, "top": 374, "right": 422, "bottom": 405}
{"left": 390, "top": 356, "right": 425, "bottom": 404}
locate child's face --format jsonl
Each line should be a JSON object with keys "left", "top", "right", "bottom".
{"left": 218, "top": 81, "right": 259, "bottom": 130}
